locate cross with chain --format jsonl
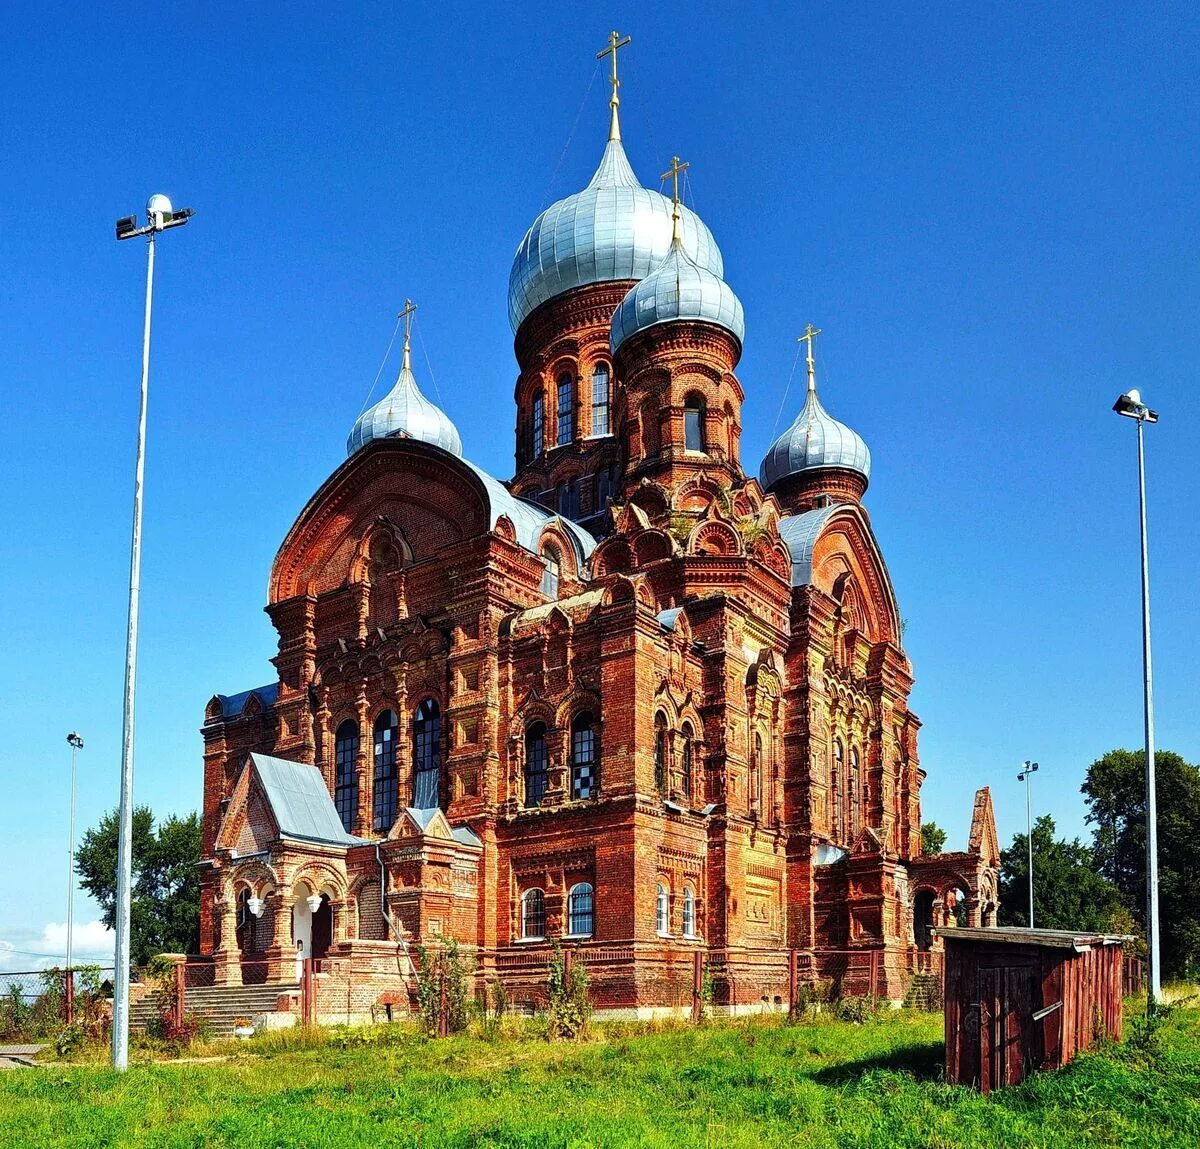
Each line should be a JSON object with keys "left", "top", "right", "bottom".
{"left": 798, "top": 323, "right": 822, "bottom": 388}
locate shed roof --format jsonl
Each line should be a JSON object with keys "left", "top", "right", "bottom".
{"left": 935, "top": 926, "right": 1132, "bottom": 951}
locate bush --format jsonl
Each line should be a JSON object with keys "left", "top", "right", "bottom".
{"left": 546, "top": 942, "right": 590, "bottom": 1040}
{"left": 414, "top": 940, "right": 472, "bottom": 1037}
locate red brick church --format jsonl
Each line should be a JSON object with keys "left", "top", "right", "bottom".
{"left": 198, "top": 39, "right": 999, "bottom": 1012}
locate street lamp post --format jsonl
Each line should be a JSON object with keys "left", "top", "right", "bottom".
{"left": 112, "top": 195, "right": 193, "bottom": 1071}
{"left": 1016, "top": 761, "right": 1039, "bottom": 929}
{"left": 65, "top": 733, "right": 84, "bottom": 972}
{"left": 1112, "top": 388, "right": 1161, "bottom": 1008}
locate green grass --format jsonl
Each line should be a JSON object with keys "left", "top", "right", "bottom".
{"left": 1, "top": 1007, "right": 1197, "bottom": 1148}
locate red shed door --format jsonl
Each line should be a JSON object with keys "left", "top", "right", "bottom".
{"left": 978, "top": 966, "right": 1037, "bottom": 1093}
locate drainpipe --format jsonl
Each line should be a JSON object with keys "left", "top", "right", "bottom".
{"left": 377, "top": 843, "right": 419, "bottom": 981}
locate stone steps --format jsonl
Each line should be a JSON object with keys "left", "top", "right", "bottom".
{"left": 131, "top": 983, "right": 299, "bottom": 1035}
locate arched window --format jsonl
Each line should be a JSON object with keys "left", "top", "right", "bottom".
{"left": 833, "top": 738, "right": 845, "bottom": 836}
{"left": 567, "top": 882, "right": 594, "bottom": 936}
{"left": 656, "top": 883, "right": 670, "bottom": 935}
{"left": 540, "top": 545, "right": 560, "bottom": 598}
{"left": 591, "top": 364, "right": 610, "bottom": 436}
{"left": 334, "top": 719, "right": 359, "bottom": 832}
{"left": 532, "top": 392, "right": 544, "bottom": 457}
{"left": 567, "top": 476, "right": 580, "bottom": 519}
{"left": 751, "top": 732, "right": 764, "bottom": 816}
{"left": 571, "top": 712, "right": 598, "bottom": 799}
{"left": 521, "top": 888, "right": 546, "bottom": 940}
{"left": 557, "top": 372, "right": 574, "bottom": 445}
{"left": 684, "top": 397, "right": 706, "bottom": 452}
{"left": 524, "top": 722, "right": 548, "bottom": 808}
{"left": 682, "top": 887, "right": 696, "bottom": 937}
{"left": 372, "top": 710, "right": 399, "bottom": 831}
{"left": 412, "top": 699, "right": 441, "bottom": 809}
{"left": 850, "top": 747, "right": 861, "bottom": 835}
{"left": 680, "top": 723, "right": 695, "bottom": 802}
{"left": 653, "top": 713, "right": 668, "bottom": 793}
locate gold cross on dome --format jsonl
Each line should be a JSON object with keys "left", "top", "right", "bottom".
{"left": 798, "top": 323, "right": 822, "bottom": 389}
{"left": 399, "top": 299, "right": 417, "bottom": 369}
{"left": 597, "top": 31, "right": 632, "bottom": 140}
{"left": 660, "top": 155, "right": 690, "bottom": 209}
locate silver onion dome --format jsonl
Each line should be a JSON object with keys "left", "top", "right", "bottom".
{"left": 347, "top": 340, "right": 462, "bottom": 458}
{"left": 610, "top": 237, "right": 744, "bottom": 356}
{"left": 759, "top": 380, "right": 870, "bottom": 491}
{"left": 507, "top": 137, "right": 724, "bottom": 333}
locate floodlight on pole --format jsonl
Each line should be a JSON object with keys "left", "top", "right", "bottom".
{"left": 1112, "top": 387, "right": 1161, "bottom": 1008}
{"left": 65, "top": 732, "right": 83, "bottom": 973}
{"left": 1016, "top": 761, "right": 1039, "bottom": 929}
{"left": 111, "top": 193, "right": 192, "bottom": 1071}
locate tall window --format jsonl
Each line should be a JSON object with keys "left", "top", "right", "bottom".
{"left": 372, "top": 710, "right": 399, "bottom": 831}
{"left": 521, "top": 888, "right": 546, "bottom": 940}
{"left": 532, "top": 393, "right": 544, "bottom": 457}
{"left": 850, "top": 748, "right": 861, "bottom": 836}
{"left": 567, "top": 882, "right": 594, "bottom": 936}
{"left": 567, "top": 477, "right": 580, "bottom": 519}
{"left": 412, "top": 699, "right": 441, "bottom": 809}
{"left": 684, "top": 398, "right": 706, "bottom": 452}
{"left": 751, "top": 732, "right": 764, "bottom": 816}
{"left": 680, "top": 723, "right": 694, "bottom": 802}
{"left": 571, "top": 711, "right": 598, "bottom": 799}
{"left": 656, "top": 883, "right": 670, "bottom": 935}
{"left": 833, "top": 739, "right": 845, "bottom": 836}
{"left": 540, "top": 546, "right": 560, "bottom": 598}
{"left": 653, "top": 713, "right": 667, "bottom": 793}
{"left": 334, "top": 719, "right": 359, "bottom": 832}
{"left": 591, "top": 364, "right": 610, "bottom": 436}
{"left": 525, "top": 722, "right": 548, "bottom": 807}
{"left": 596, "top": 468, "right": 610, "bottom": 510}
{"left": 682, "top": 887, "right": 696, "bottom": 937}
{"left": 556, "top": 372, "right": 574, "bottom": 446}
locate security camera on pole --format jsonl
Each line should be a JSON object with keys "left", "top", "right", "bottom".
{"left": 111, "top": 194, "right": 193, "bottom": 1070}
{"left": 1112, "top": 388, "right": 1162, "bottom": 1009}
{"left": 1016, "top": 761, "right": 1039, "bottom": 929}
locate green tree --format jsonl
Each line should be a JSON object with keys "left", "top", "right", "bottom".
{"left": 75, "top": 805, "right": 201, "bottom": 964}
{"left": 1083, "top": 748, "right": 1200, "bottom": 979}
{"left": 920, "top": 822, "right": 947, "bottom": 856}
{"left": 998, "top": 814, "right": 1124, "bottom": 932}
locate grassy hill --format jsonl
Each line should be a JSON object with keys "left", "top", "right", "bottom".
{"left": 0, "top": 1007, "right": 1196, "bottom": 1147}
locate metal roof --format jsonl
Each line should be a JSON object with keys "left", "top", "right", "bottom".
{"left": 777, "top": 505, "right": 841, "bottom": 587}
{"left": 935, "top": 926, "right": 1133, "bottom": 951}
{"left": 250, "top": 753, "right": 366, "bottom": 847}
{"left": 347, "top": 359, "right": 463, "bottom": 458}
{"left": 214, "top": 683, "right": 279, "bottom": 718}
{"left": 760, "top": 385, "right": 871, "bottom": 492}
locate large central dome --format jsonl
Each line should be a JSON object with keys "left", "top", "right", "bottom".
{"left": 507, "top": 136, "right": 724, "bottom": 333}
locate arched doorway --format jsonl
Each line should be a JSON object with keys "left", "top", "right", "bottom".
{"left": 311, "top": 894, "right": 333, "bottom": 961}
{"left": 235, "top": 888, "right": 267, "bottom": 985}
{"left": 913, "top": 890, "right": 935, "bottom": 952}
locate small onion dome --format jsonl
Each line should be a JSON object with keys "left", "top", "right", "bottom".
{"left": 346, "top": 345, "right": 462, "bottom": 458}
{"left": 610, "top": 238, "right": 745, "bottom": 357}
{"left": 759, "top": 383, "right": 870, "bottom": 491}
{"left": 507, "top": 137, "right": 724, "bottom": 333}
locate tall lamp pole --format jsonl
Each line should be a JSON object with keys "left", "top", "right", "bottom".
{"left": 1016, "top": 761, "right": 1039, "bottom": 929}
{"left": 65, "top": 733, "right": 84, "bottom": 971}
{"left": 112, "top": 195, "right": 193, "bottom": 1070}
{"left": 1113, "top": 388, "right": 1161, "bottom": 1007}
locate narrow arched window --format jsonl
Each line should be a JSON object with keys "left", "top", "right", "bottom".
{"left": 684, "top": 397, "right": 706, "bottom": 452}
{"left": 680, "top": 722, "right": 695, "bottom": 802}
{"left": 525, "top": 722, "right": 548, "bottom": 808}
{"left": 567, "top": 882, "right": 594, "bottom": 936}
{"left": 850, "top": 748, "right": 861, "bottom": 836}
{"left": 656, "top": 883, "right": 670, "bottom": 935}
{"left": 682, "top": 887, "right": 696, "bottom": 937}
{"left": 540, "top": 545, "right": 560, "bottom": 598}
{"left": 532, "top": 392, "right": 544, "bottom": 457}
{"left": 567, "top": 476, "right": 580, "bottom": 519}
{"left": 334, "top": 720, "right": 360, "bottom": 832}
{"left": 372, "top": 710, "right": 399, "bottom": 831}
{"left": 412, "top": 699, "right": 441, "bottom": 809}
{"left": 571, "top": 711, "right": 598, "bottom": 799}
{"left": 591, "top": 364, "right": 610, "bottom": 436}
{"left": 833, "top": 738, "right": 845, "bottom": 836}
{"left": 556, "top": 372, "right": 574, "bottom": 445}
{"left": 653, "top": 713, "right": 668, "bottom": 793}
{"left": 750, "top": 732, "right": 764, "bottom": 816}
{"left": 521, "top": 888, "right": 546, "bottom": 940}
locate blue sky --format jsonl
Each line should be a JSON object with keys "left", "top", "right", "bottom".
{"left": 1, "top": 3, "right": 1197, "bottom": 963}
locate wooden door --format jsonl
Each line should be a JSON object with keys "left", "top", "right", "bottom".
{"left": 978, "top": 966, "right": 1037, "bottom": 1093}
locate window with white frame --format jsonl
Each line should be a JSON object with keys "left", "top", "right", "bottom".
{"left": 571, "top": 712, "right": 598, "bottom": 799}
{"left": 557, "top": 372, "right": 574, "bottom": 446}
{"left": 521, "top": 888, "right": 546, "bottom": 940}
{"left": 591, "top": 364, "right": 610, "bottom": 436}
{"left": 682, "top": 887, "right": 696, "bottom": 937}
{"left": 656, "top": 883, "right": 670, "bottom": 935}
{"left": 567, "top": 882, "right": 594, "bottom": 936}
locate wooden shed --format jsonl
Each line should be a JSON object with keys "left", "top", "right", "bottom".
{"left": 936, "top": 926, "right": 1129, "bottom": 1093}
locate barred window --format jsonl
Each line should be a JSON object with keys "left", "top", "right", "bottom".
{"left": 412, "top": 699, "right": 441, "bottom": 810}
{"left": 656, "top": 883, "right": 670, "bottom": 935}
{"left": 556, "top": 373, "right": 574, "bottom": 446}
{"left": 532, "top": 393, "right": 544, "bottom": 457}
{"left": 521, "top": 888, "right": 546, "bottom": 940}
{"left": 567, "top": 882, "right": 594, "bottom": 936}
{"left": 683, "top": 887, "right": 697, "bottom": 937}
{"left": 372, "top": 710, "right": 399, "bottom": 831}
{"left": 591, "top": 364, "right": 610, "bottom": 436}
{"left": 525, "top": 722, "right": 548, "bottom": 808}
{"left": 571, "top": 712, "right": 598, "bottom": 799}
{"left": 334, "top": 719, "right": 359, "bottom": 832}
